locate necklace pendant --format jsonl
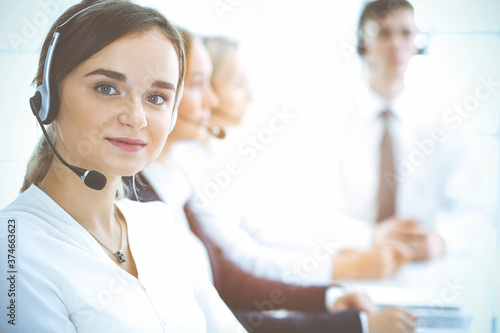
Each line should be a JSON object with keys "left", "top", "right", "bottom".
{"left": 115, "top": 250, "right": 126, "bottom": 263}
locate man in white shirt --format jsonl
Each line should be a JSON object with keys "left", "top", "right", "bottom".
{"left": 332, "top": 0, "right": 491, "bottom": 261}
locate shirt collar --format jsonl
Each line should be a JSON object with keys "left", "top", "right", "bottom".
{"left": 357, "top": 81, "right": 407, "bottom": 122}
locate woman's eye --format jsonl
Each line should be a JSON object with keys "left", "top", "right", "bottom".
{"left": 95, "top": 84, "right": 119, "bottom": 95}
{"left": 146, "top": 94, "right": 166, "bottom": 105}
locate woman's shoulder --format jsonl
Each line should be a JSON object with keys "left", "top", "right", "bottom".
{"left": 0, "top": 186, "right": 83, "bottom": 285}
{"left": 0, "top": 185, "right": 57, "bottom": 228}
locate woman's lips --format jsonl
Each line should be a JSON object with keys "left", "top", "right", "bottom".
{"left": 106, "top": 137, "right": 146, "bottom": 152}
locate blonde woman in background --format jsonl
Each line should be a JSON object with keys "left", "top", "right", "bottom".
{"left": 135, "top": 32, "right": 417, "bottom": 333}
{"left": 205, "top": 37, "right": 253, "bottom": 130}
{"left": 183, "top": 36, "right": 413, "bottom": 282}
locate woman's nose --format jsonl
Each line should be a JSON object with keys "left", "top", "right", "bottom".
{"left": 118, "top": 97, "right": 148, "bottom": 130}
{"left": 204, "top": 84, "right": 219, "bottom": 110}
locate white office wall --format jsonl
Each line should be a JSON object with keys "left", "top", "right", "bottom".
{"left": 0, "top": 0, "right": 79, "bottom": 208}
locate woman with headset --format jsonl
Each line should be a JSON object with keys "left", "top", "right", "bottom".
{"left": 134, "top": 31, "right": 417, "bottom": 333}
{"left": 0, "top": 1, "right": 245, "bottom": 332}
{"left": 174, "top": 35, "right": 412, "bottom": 283}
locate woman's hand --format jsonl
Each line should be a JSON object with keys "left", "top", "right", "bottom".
{"left": 368, "top": 306, "right": 418, "bottom": 333}
{"left": 332, "top": 292, "right": 377, "bottom": 314}
{"left": 375, "top": 218, "right": 445, "bottom": 261}
{"left": 333, "top": 242, "right": 412, "bottom": 279}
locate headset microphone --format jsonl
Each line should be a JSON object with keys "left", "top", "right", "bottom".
{"left": 177, "top": 113, "right": 226, "bottom": 139}
{"left": 208, "top": 126, "right": 226, "bottom": 139}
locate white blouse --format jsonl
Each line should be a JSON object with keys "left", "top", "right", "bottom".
{"left": 0, "top": 185, "right": 245, "bottom": 333}
{"left": 145, "top": 150, "right": 335, "bottom": 286}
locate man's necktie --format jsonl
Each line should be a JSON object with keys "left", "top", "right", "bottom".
{"left": 376, "top": 110, "right": 396, "bottom": 222}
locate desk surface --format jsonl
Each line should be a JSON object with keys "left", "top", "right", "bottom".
{"left": 337, "top": 252, "right": 496, "bottom": 333}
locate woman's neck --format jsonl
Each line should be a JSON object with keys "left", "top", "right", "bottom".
{"left": 39, "top": 158, "right": 121, "bottom": 235}
{"left": 156, "top": 141, "right": 174, "bottom": 168}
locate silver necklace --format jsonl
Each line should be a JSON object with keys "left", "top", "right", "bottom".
{"left": 37, "top": 184, "right": 127, "bottom": 263}
{"left": 84, "top": 208, "right": 127, "bottom": 263}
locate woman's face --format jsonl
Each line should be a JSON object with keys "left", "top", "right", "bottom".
{"left": 55, "top": 28, "right": 180, "bottom": 178}
{"left": 211, "top": 48, "right": 252, "bottom": 127}
{"left": 169, "top": 38, "right": 218, "bottom": 143}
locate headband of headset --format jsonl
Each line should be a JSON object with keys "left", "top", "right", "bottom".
{"left": 29, "top": 2, "right": 183, "bottom": 133}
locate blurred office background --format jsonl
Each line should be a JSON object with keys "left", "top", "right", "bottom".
{"left": 0, "top": 0, "right": 499, "bottom": 330}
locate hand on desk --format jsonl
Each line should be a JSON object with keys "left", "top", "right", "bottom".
{"left": 375, "top": 218, "right": 445, "bottom": 261}
{"left": 332, "top": 241, "right": 412, "bottom": 279}
{"left": 331, "top": 294, "right": 417, "bottom": 333}
{"left": 332, "top": 292, "right": 377, "bottom": 314}
{"left": 368, "top": 306, "right": 417, "bottom": 333}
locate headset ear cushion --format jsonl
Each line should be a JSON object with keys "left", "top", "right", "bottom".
{"left": 29, "top": 89, "right": 57, "bottom": 125}
{"left": 36, "top": 95, "right": 58, "bottom": 125}
{"left": 43, "top": 89, "right": 59, "bottom": 125}
{"left": 29, "top": 91, "right": 42, "bottom": 116}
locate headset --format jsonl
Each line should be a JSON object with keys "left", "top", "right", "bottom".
{"left": 357, "top": 33, "right": 426, "bottom": 56}
{"left": 176, "top": 113, "right": 226, "bottom": 139}
{"left": 29, "top": 2, "right": 184, "bottom": 190}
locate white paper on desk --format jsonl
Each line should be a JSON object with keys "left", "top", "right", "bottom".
{"left": 348, "top": 285, "right": 443, "bottom": 307}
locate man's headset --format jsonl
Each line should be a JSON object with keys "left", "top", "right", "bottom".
{"left": 29, "top": 2, "right": 184, "bottom": 190}
{"left": 357, "top": 33, "right": 426, "bottom": 56}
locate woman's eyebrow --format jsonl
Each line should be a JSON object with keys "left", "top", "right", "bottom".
{"left": 84, "top": 69, "right": 126, "bottom": 81}
{"left": 84, "top": 69, "right": 176, "bottom": 91}
{"left": 152, "top": 80, "right": 176, "bottom": 91}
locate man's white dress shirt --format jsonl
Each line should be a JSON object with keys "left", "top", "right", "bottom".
{"left": 331, "top": 82, "right": 493, "bottom": 254}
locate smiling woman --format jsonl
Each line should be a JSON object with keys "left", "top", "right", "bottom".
{"left": 55, "top": 29, "right": 179, "bottom": 178}
{"left": 0, "top": 1, "right": 245, "bottom": 332}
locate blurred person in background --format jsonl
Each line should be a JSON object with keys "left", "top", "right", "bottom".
{"left": 132, "top": 30, "right": 417, "bottom": 333}
{"left": 179, "top": 35, "right": 414, "bottom": 282}
{"left": 205, "top": 37, "right": 252, "bottom": 133}
{"left": 330, "top": 0, "right": 492, "bottom": 261}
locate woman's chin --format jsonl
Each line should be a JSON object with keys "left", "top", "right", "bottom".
{"left": 106, "top": 165, "right": 149, "bottom": 178}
